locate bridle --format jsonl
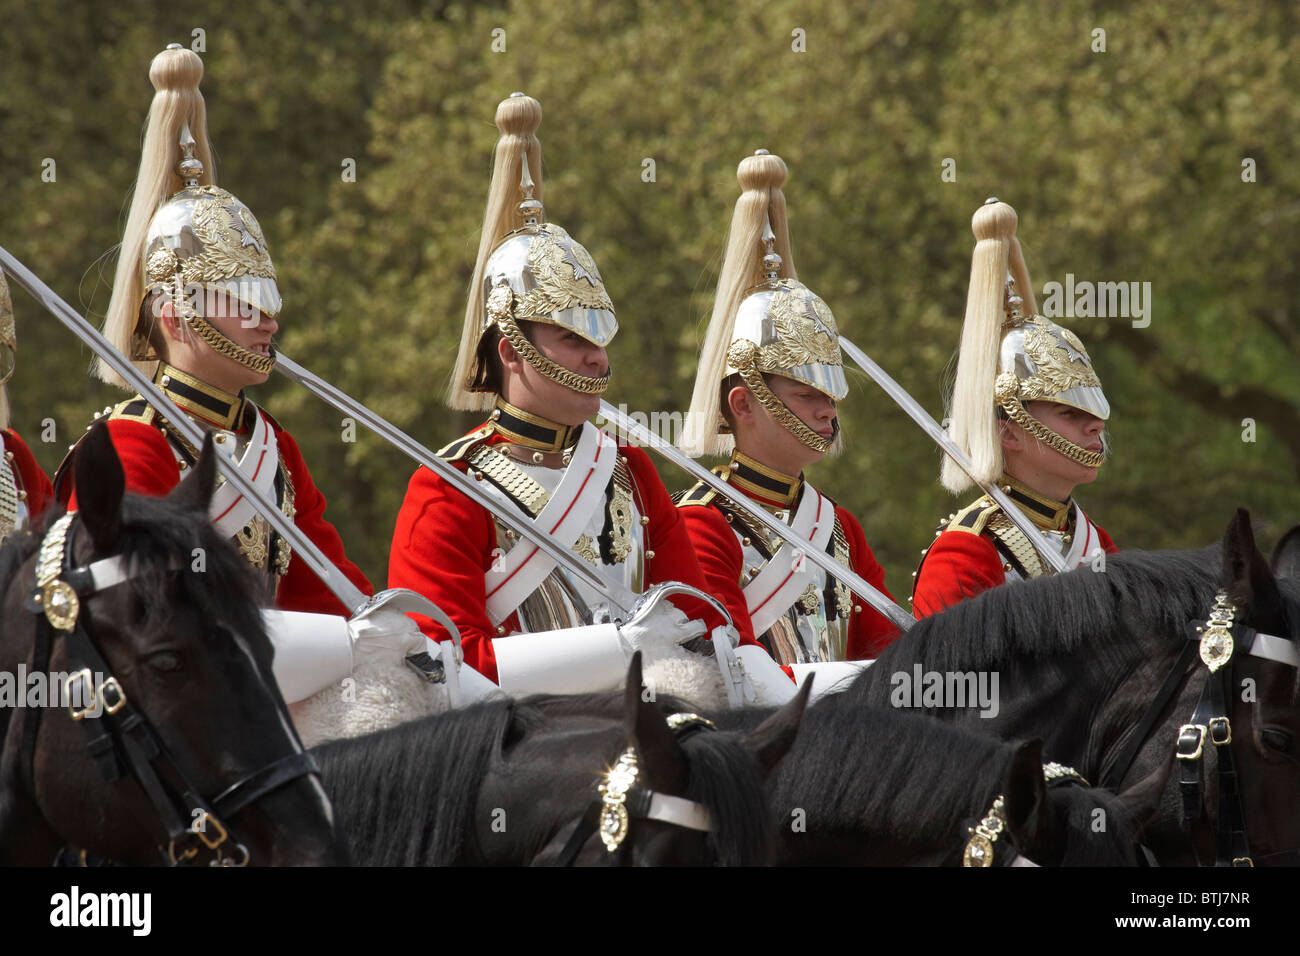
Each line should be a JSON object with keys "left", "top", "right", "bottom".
{"left": 961, "top": 761, "right": 1088, "bottom": 868}
{"left": 18, "top": 512, "right": 320, "bottom": 866}
{"left": 1101, "top": 589, "right": 1300, "bottom": 867}
{"left": 552, "top": 712, "right": 716, "bottom": 866}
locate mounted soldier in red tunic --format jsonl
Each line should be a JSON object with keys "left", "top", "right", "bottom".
{"left": 912, "top": 199, "right": 1117, "bottom": 618}
{"left": 388, "top": 93, "right": 732, "bottom": 697}
{"left": 55, "top": 45, "right": 428, "bottom": 705}
{"left": 676, "top": 150, "right": 898, "bottom": 698}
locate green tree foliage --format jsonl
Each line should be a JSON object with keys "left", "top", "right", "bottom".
{"left": 3, "top": 0, "right": 1296, "bottom": 598}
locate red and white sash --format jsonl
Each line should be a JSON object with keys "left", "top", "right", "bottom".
{"left": 742, "top": 483, "right": 834, "bottom": 637}
{"left": 168, "top": 408, "right": 279, "bottom": 538}
{"left": 484, "top": 423, "right": 616, "bottom": 625}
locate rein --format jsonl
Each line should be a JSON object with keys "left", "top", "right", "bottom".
{"left": 553, "top": 712, "right": 717, "bottom": 866}
{"left": 1101, "top": 590, "right": 1300, "bottom": 867}
{"left": 18, "top": 513, "right": 319, "bottom": 866}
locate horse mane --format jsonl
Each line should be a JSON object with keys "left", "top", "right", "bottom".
{"left": 112, "top": 497, "right": 270, "bottom": 662}
{"left": 312, "top": 698, "right": 517, "bottom": 865}
{"left": 711, "top": 694, "right": 1144, "bottom": 864}
{"left": 760, "top": 694, "right": 1019, "bottom": 856}
{"left": 2, "top": 500, "right": 267, "bottom": 651}
{"left": 524, "top": 691, "right": 773, "bottom": 865}
{"left": 860, "top": 548, "right": 1218, "bottom": 693}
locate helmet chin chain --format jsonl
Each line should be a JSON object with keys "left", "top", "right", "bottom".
{"left": 997, "top": 393, "right": 1106, "bottom": 469}
{"left": 498, "top": 314, "right": 610, "bottom": 395}
{"left": 169, "top": 276, "right": 275, "bottom": 376}
{"left": 730, "top": 341, "right": 836, "bottom": 454}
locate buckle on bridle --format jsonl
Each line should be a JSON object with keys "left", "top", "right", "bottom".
{"left": 1208, "top": 716, "right": 1232, "bottom": 746}
{"left": 66, "top": 668, "right": 96, "bottom": 721}
{"left": 1177, "top": 724, "right": 1207, "bottom": 760}
{"left": 190, "top": 810, "right": 229, "bottom": 851}
{"left": 167, "top": 810, "right": 238, "bottom": 866}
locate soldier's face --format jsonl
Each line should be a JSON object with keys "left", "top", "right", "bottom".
{"left": 729, "top": 374, "right": 837, "bottom": 475}
{"left": 159, "top": 294, "right": 277, "bottom": 394}
{"left": 499, "top": 322, "right": 609, "bottom": 425}
{"left": 1001, "top": 400, "right": 1105, "bottom": 498}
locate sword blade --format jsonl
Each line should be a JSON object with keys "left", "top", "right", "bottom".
{"left": 272, "top": 352, "right": 633, "bottom": 614}
{"left": 838, "top": 335, "right": 1069, "bottom": 574}
{"left": 0, "top": 246, "right": 371, "bottom": 613}
{"left": 596, "top": 399, "right": 915, "bottom": 633}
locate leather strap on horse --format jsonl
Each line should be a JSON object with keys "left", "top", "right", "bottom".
{"left": 1099, "top": 639, "right": 1199, "bottom": 792}
{"left": 1099, "top": 591, "right": 1291, "bottom": 867}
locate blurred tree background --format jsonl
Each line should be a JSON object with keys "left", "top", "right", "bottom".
{"left": 2, "top": 0, "right": 1297, "bottom": 598}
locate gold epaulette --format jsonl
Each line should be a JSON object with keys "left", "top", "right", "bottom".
{"left": 935, "top": 495, "right": 1047, "bottom": 579}
{"left": 436, "top": 426, "right": 493, "bottom": 464}
{"left": 51, "top": 398, "right": 160, "bottom": 498}
{"left": 673, "top": 480, "right": 717, "bottom": 508}
{"left": 103, "top": 398, "right": 157, "bottom": 427}
{"left": 943, "top": 495, "right": 1001, "bottom": 536}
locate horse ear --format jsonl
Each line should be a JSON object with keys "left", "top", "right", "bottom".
{"left": 743, "top": 678, "right": 812, "bottom": 779}
{"left": 74, "top": 422, "right": 124, "bottom": 555}
{"left": 1222, "top": 508, "right": 1285, "bottom": 627}
{"left": 625, "top": 652, "right": 688, "bottom": 794}
{"left": 1270, "top": 525, "right": 1300, "bottom": 583}
{"left": 1000, "top": 738, "right": 1047, "bottom": 850}
{"left": 167, "top": 433, "right": 218, "bottom": 514}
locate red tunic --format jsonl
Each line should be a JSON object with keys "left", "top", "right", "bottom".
{"left": 4, "top": 428, "right": 54, "bottom": 524}
{"left": 60, "top": 411, "right": 371, "bottom": 618}
{"left": 912, "top": 517, "right": 1117, "bottom": 619}
{"left": 679, "top": 488, "right": 900, "bottom": 661}
{"left": 388, "top": 429, "right": 731, "bottom": 684}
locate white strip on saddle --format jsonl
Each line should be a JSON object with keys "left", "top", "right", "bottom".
{"left": 166, "top": 408, "right": 279, "bottom": 538}
{"left": 743, "top": 483, "right": 834, "bottom": 637}
{"left": 485, "top": 424, "right": 616, "bottom": 626}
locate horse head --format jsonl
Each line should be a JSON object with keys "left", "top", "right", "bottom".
{"left": 462, "top": 653, "right": 810, "bottom": 866}
{"left": 0, "top": 422, "right": 344, "bottom": 865}
{"left": 995, "top": 739, "right": 1163, "bottom": 866}
{"left": 1200, "top": 509, "right": 1300, "bottom": 865}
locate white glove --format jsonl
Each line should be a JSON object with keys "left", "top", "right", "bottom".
{"left": 789, "top": 660, "right": 873, "bottom": 702}
{"left": 347, "top": 601, "right": 433, "bottom": 668}
{"left": 618, "top": 601, "right": 707, "bottom": 653}
{"left": 264, "top": 610, "right": 353, "bottom": 704}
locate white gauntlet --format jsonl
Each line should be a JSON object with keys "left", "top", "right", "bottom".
{"left": 789, "top": 660, "right": 873, "bottom": 702}
{"left": 265, "top": 589, "right": 481, "bottom": 706}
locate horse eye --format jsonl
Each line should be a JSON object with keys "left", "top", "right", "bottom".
{"left": 147, "top": 651, "right": 183, "bottom": 673}
{"left": 1261, "top": 729, "right": 1292, "bottom": 754}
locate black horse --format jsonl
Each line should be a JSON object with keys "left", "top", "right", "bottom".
{"left": 850, "top": 510, "right": 1300, "bottom": 866}
{"left": 314, "top": 654, "right": 811, "bottom": 865}
{"left": 709, "top": 694, "right": 1163, "bottom": 865}
{"left": 0, "top": 424, "right": 344, "bottom": 865}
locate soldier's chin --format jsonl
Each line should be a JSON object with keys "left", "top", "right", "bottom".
{"left": 566, "top": 390, "right": 602, "bottom": 425}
